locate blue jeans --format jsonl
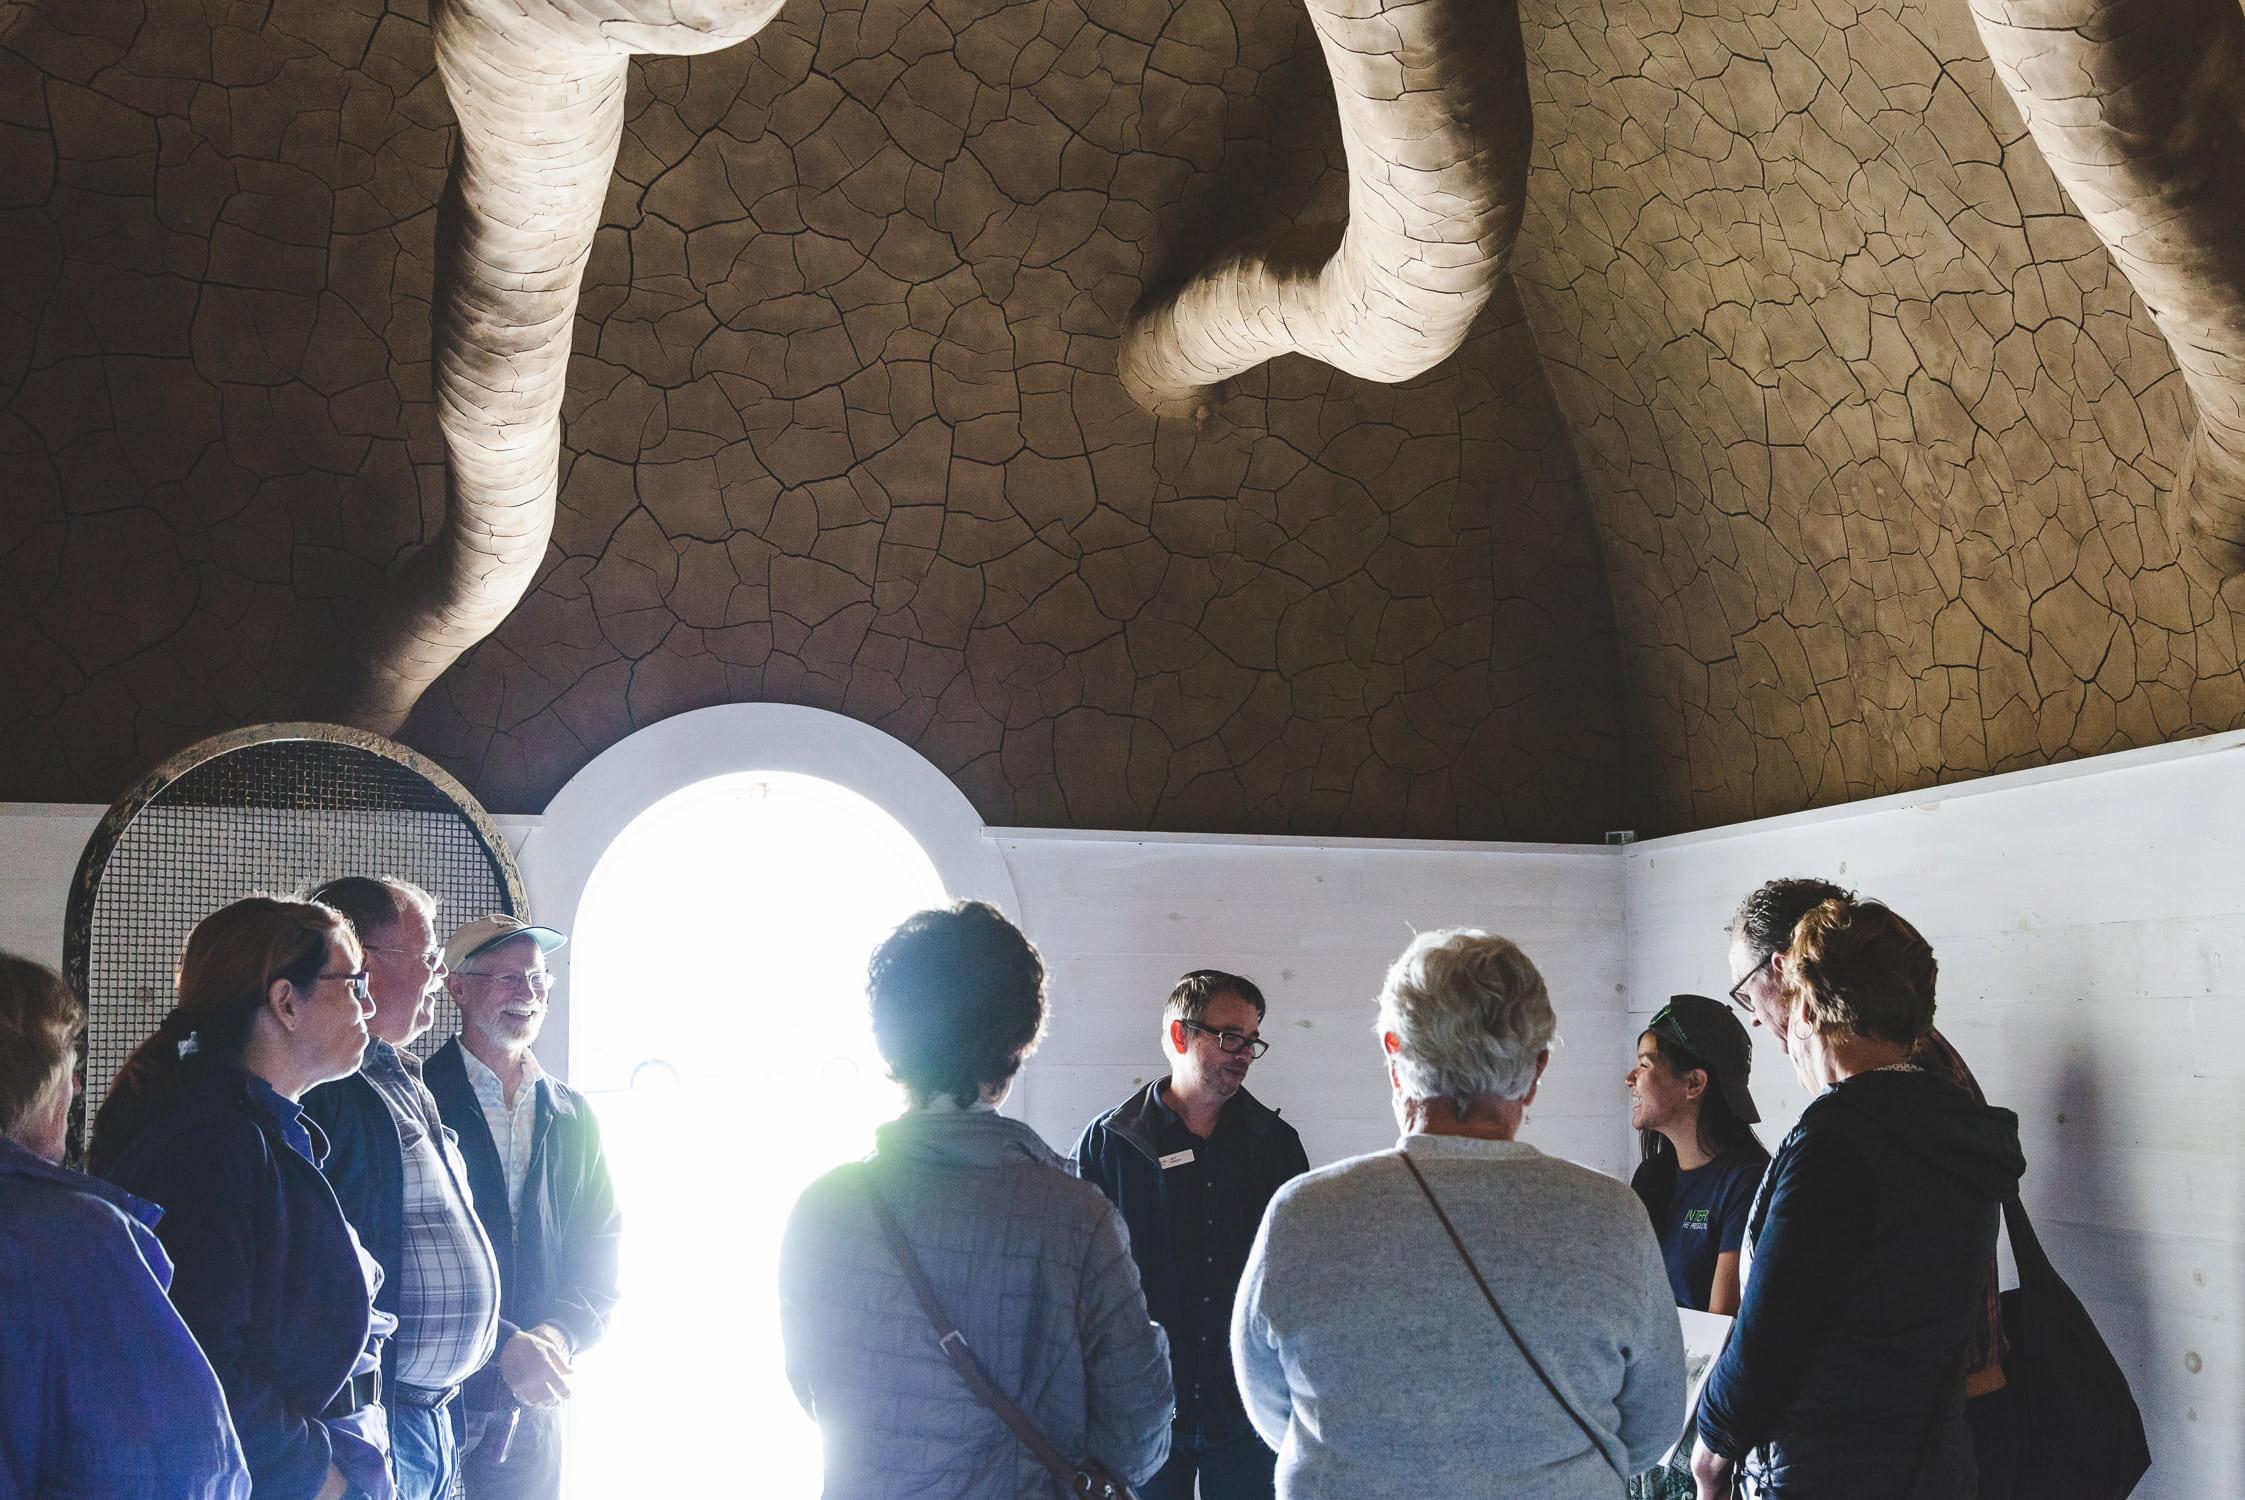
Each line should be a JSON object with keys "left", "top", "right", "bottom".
{"left": 1141, "top": 1425, "right": 1276, "bottom": 1500}
{"left": 388, "top": 1398, "right": 459, "bottom": 1500}
{"left": 461, "top": 1404, "right": 563, "bottom": 1500}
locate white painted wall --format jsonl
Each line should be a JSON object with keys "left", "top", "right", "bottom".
{"left": 996, "top": 830, "right": 1628, "bottom": 1174}
{"left": 1624, "top": 730, "right": 2245, "bottom": 1498}
{"left": 4, "top": 724, "right": 2239, "bottom": 1491}
{"left": 0, "top": 802, "right": 1628, "bottom": 1176}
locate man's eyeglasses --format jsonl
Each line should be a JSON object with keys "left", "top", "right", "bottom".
{"left": 365, "top": 944, "right": 446, "bottom": 973}
{"left": 459, "top": 969, "right": 552, "bottom": 997}
{"left": 316, "top": 970, "right": 374, "bottom": 1005}
{"left": 1727, "top": 952, "right": 1772, "bottom": 1012}
{"left": 1181, "top": 1020, "right": 1269, "bottom": 1059}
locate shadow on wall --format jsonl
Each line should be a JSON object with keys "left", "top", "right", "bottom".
{"left": 2047, "top": 1042, "right": 2159, "bottom": 1473}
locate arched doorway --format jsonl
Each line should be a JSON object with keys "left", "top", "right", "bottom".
{"left": 567, "top": 771, "right": 947, "bottom": 1493}
{"left": 525, "top": 707, "right": 1016, "bottom": 1494}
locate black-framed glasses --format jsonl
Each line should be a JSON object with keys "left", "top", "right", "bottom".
{"left": 316, "top": 970, "right": 373, "bottom": 1005}
{"left": 1181, "top": 1020, "right": 1269, "bottom": 1058}
{"left": 1727, "top": 952, "right": 1771, "bottom": 1011}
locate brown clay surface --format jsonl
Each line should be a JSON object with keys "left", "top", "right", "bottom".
{"left": 0, "top": 0, "right": 1625, "bottom": 839}
{"left": 1513, "top": 0, "right": 2245, "bottom": 831}
{"left": 14, "top": 0, "right": 2245, "bottom": 839}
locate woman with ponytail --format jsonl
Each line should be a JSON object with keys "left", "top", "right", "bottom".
{"left": 94, "top": 897, "right": 399, "bottom": 1500}
{"left": 1625, "top": 994, "right": 1769, "bottom": 1319}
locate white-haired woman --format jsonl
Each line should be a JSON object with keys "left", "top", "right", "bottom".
{"left": 1231, "top": 930, "right": 1685, "bottom": 1499}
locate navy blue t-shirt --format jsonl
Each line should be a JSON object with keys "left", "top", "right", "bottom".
{"left": 1630, "top": 1148, "right": 1764, "bottom": 1310}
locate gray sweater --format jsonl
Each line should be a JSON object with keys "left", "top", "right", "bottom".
{"left": 1232, "top": 1133, "right": 1685, "bottom": 1500}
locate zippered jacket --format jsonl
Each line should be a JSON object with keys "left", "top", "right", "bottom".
{"left": 424, "top": 1038, "right": 621, "bottom": 1410}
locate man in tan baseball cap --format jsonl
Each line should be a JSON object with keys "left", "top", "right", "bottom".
{"left": 439, "top": 913, "right": 566, "bottom": 978}
{"left": 424, "top": 914, "right": 618, "bottom": 1500}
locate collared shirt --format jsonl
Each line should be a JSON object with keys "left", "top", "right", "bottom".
{"left": 0, "top": 1137, "right": 252, "bottom": 1500}
{"left": 237, "top": 1060, "right": 320, "bottom": 1165}
{"left": 361, "top": 1041, "right": 503, "bottom": 1391}
{"left": 1152, "top": 1089, "right": 1263, "bottom": 1431}
{"left": 461, "top": 1043, "right": 544, "bottom": 1218}
{"left": 235, "top": 1065, "right": 396, "bottom": 1327}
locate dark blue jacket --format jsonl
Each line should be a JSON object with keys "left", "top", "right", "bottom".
{"left": 101, "top": 1056, "right": 393, "bottom": 1500}
{"left": 1073, "top": 1083, "right": 1306, "bottom": 1440}
{"left": 1698, "top": 1068, "right": 2024, "bottom": 1499}
{"left": 0, "top": 1137, "right": 250, "bottom": 1500}
{"left": 423, "top": 1039, "right": 622, "bottom": 1410}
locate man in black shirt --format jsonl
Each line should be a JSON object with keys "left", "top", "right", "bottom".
{"left": 1075, "top": 971, "right": 1309, "bottom": 1500}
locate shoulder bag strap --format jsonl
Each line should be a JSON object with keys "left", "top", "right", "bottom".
{"left": 860, "top": 1172, "right": 1101, "bottom": 1497}
{"left": 1396, "top": 1150, "right": 1628, "bottom": 1479}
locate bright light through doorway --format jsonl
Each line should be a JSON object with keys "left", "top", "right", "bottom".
{"left": 565, "top": 771, "right": 949, "bottom": 1495}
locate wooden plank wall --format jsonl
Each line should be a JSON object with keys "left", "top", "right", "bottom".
{"left": 0, "top": 804, "right": 97, "bottom": 965}
{"left": 1623, "top": 732, "right": 2245, "bottom": 1498}
{"left": 997, "top": 831, "right": 1631, "bottom": 1176}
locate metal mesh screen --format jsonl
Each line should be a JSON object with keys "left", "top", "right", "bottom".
{"left": 70, "top": 728, "right": 522, "bottom": 1155}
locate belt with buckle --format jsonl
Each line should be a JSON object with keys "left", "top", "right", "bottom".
{"left": 324, "top": 1369, "right": 383, "bottom": 1418}
{"left": 393, "top": 1382, "right": 459, "bottom": 1412}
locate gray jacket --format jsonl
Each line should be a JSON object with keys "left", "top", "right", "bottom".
{"left": 780, "top": 1106, "right": 1174, "bottom": 1497}
{"left": 1233, "top": 1134, "right": 1685, "bottom": 1500}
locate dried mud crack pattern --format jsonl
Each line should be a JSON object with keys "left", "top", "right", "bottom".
{"left": 1970, "top": 0, "right": 2245, "bottom": 577}
{"left": 1117, "top": 0, "right": 1533, "bottom": 419}
{"left": 1513, "top": 0, "right": 2245, "bottom": 833}
{"left": 0, "top": 0, "right": 1626, "bottom": 840}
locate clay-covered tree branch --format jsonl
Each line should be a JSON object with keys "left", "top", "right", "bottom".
{"left": 1119, "top": 0, "right": 1532, "bottom": 420}
{"left": 1972, "top": 0, "right": 2245, "bottom": 576}
{"left": 333, "top": 0, "right": 789, "bottom": 733}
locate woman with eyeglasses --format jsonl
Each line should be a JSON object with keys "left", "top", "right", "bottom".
{"left": 92, "top": 896, "right": 398, "bottom": 1500}
{"left": 1626, "top": 994, "right": 1768, "bottom": 1320}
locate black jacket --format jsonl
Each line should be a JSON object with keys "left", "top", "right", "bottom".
{"left": 302, "top": 1043, "right": 494, "bottom": 1391}
{"left": 424, "top": 1039, "right": 623, "bottom": 1411}
{"left": 1698, "top": 1068, "right": 2026, "bottom": 1499}
{"left": 101, "top": 1055, "right": 386, "bottom": 1500}
{"left": 1073, "top": 1083, "right": 1307, "bottom": 1437}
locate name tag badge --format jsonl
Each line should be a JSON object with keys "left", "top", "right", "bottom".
{"left": 1159, "top": 1149, "right": 1196, "bottom": 1170}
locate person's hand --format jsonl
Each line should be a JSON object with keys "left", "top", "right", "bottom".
{"left": 1690, "top": 1435, "right": 1735, "bottom": 1500}
{"left": 312, "top": 1464, "right": 351, "bottom": 1500}
{"left": 500, "top": 1326, "right": 573, "bottom": 1407}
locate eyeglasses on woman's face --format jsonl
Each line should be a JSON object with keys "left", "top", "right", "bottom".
{"left": 1181, "top": 1019, "right": 1270, "bottom": 1058}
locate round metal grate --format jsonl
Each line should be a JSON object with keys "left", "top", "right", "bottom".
{"left": 64, "top": 723, "right": 525, "bottom": 1161}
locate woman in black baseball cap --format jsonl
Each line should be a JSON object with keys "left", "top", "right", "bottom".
{"left": 1626, "top": 993, "right": 1768, "bottom": 1319}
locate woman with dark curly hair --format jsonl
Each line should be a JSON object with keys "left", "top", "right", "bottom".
{"left": 779, "top": 900, "right": 1173, "bottom": 1498}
